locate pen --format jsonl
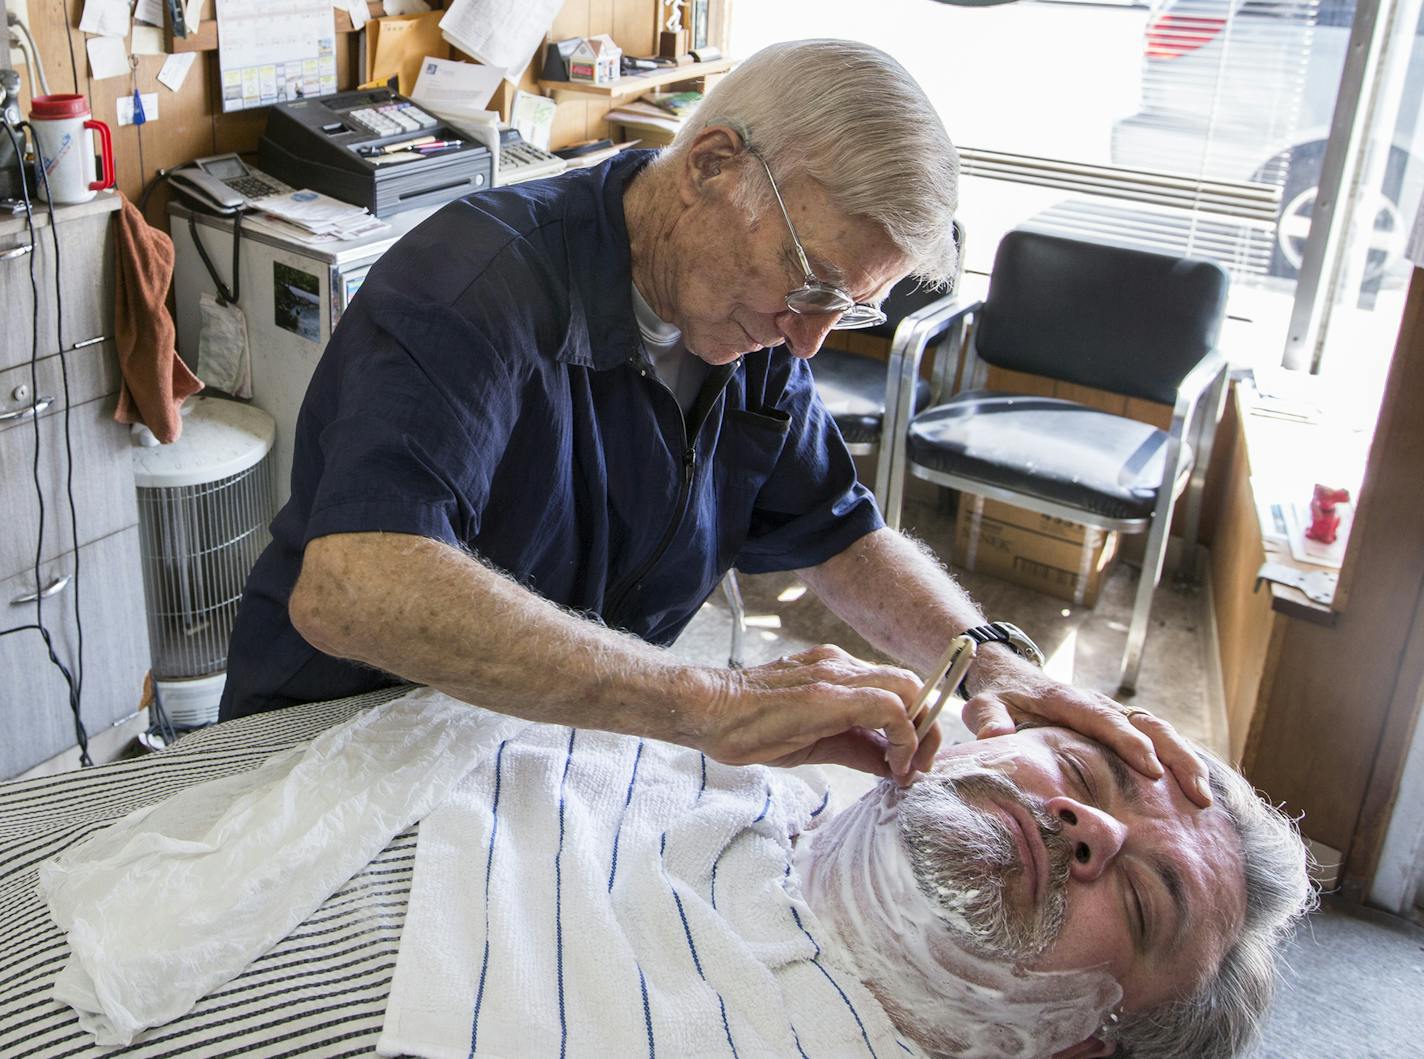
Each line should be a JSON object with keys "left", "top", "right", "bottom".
{"left": 412, "top": 139, "right": 464, "bottom": 152}
{"left": 358, "top": 136, "right": 437, "bottom": 156}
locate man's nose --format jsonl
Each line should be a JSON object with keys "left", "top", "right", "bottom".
{"left": 1045, "top": 796, "right": 1128, "bottom": 882}
{"left": 778, "top": 310, "right": 840, "bottom": 358}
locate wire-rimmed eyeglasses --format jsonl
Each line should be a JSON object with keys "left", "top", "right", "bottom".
{"left": 748, "top": 149, "right": 888, "bottom": 331}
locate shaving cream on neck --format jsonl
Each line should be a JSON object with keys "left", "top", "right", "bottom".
{"left": 794, "top": 779, "right": 1121, "bottom": 1058}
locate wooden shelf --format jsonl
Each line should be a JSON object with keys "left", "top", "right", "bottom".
{"left": 538, "top": 58, "right": 732, "bottom": 100}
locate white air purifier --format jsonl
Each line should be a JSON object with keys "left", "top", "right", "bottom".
{"left": 131, "top": 396, "right": 277, "bottom": 727}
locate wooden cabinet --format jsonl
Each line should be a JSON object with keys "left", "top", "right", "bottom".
{"left": 0, "top": 194, "right": 149, "bottom": 780}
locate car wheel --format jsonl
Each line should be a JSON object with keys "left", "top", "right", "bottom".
{"left": 1270, "top": 141, "right": 1411, "bottom": 286}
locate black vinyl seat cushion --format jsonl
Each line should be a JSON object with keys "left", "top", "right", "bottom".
{"left": 812, "top": 347, "right": 931, "bottom": 446}
{"left": 906, "top": 391, "right": 1192, "bottom": 521}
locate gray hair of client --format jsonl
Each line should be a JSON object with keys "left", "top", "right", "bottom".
{"left": 656, "top": 39, "right": 961, "bottom": 289}
{"left": 1110, "top": 748, "right": 1317, "bottom": 1059}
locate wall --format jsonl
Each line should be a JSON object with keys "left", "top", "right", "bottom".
{"left": 17, "top": 0, "right": 665, "bottom": 229}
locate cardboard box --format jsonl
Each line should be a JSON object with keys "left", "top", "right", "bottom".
{"left": 954, "top": 496, "right": 1119, "bottom": 607}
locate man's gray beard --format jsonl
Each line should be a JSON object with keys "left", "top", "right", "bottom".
{"left": 897, "top": 767, "right": 1073, "bottom": 964}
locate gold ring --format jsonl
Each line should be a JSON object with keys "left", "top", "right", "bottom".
{"left": 1121, "top": 706, "right": 1153, "bottom": 722}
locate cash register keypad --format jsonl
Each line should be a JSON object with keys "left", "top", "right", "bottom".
{"left": 348, "top": 103, "right": 439, "bottom": 138}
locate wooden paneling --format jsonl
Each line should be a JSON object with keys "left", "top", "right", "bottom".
{"left": 21, "top": 1, "right": 666, "bottom": 230}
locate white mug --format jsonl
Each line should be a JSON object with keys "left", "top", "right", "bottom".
{"left": 28, "top": 94, "right": 115, "bottom": 204}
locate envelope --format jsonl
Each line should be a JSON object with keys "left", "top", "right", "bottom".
{"left": 367, "top": 11, "right": 450, "bottom": 95}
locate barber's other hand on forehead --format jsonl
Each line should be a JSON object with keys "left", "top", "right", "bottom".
{"left": 698, "top": 643, "right": 940, "bottom": 784}
{"left": 959, "top": 647, "right": 1213, "bottom": 808}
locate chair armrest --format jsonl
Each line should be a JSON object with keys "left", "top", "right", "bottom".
{"left": 1170, "top": 347, "right": 1229, "bottom": 437}
{"left": 874, "top": 296, "right": 983, "bottom": 511}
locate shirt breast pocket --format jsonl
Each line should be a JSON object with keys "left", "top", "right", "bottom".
{"left": 713, "top": 407, "right": 792, "bottom": 568}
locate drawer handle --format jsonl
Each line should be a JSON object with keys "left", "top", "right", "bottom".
{"left": 0, "top": 243, "right": 34, "bottom": 262}
{"left": 0, "top": 395, "right": 54, "bottom": 422}
{"left": 11, "top": 574, "right": 71, "bottom": 606}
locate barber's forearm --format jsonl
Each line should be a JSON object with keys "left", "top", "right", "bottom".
{"left": 289, "top": 532, "right": 718, "bottom": 745}
{"left": 799, "top": 527, "right": 1019, "bottom": 689}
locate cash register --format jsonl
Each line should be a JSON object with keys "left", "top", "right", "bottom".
{"left": 258, "top": 88, "right": 493, "bottom": 217}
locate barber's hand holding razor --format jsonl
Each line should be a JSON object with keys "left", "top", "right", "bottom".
{"left": 959, "top": 646, "right": 1214, "bottom": 807}
{"left": 699, "top": 644, "right": 941, "bottom": 783}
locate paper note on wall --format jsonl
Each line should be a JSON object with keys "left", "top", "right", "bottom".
{"left": 216, "top": 0, "right": 338, "bottom": 112}
{"left": 511, "top": 90, "right": 556, "bottom": 151}
{"left": 158, "top": 51, "right": 198, "bottom": 92}
{"left": 117, "top": 93, "right": 159, "bottom": 126}
{"left": 86, "top": 35, "right": 130, "bottom": 80}
{"left": 132, "top": 25, "right": 166, "bottom": 54}
{"left": 439, "top": 0, "right": 563, "bottom": 75}
{"left": 367, "top": 12, "right": 450, "bottom": 96}
{"left": 80, "top": 0, "right": 131, "bottom": 38}
{"left": 134, "top": 0, "right": 164, "bottom": 26}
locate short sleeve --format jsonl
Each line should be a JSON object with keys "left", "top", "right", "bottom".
{"left": 301, "top": 299, "right": 521, "bottom": 551}
{"left": 734, "top": 357, "right": 884, "bottom": 574}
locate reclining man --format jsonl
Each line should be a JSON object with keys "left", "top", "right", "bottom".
{"left": 370, "top": 692, "right": 1314, "bottom": 1059}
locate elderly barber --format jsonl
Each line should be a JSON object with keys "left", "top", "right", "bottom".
{"left": 220, "top": 39, "right": 1209, "bottom": 799}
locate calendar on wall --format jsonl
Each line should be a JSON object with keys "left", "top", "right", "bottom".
{"left": 215, "top": 0, "right": 338, "bottom": 113}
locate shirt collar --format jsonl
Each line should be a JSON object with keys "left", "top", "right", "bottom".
{"left": 557, "top": 149, "right": 660, "bottom": 370}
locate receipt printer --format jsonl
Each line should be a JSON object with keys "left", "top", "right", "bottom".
{"left": 258, "top": 88, "right": 493, "bottom": 217}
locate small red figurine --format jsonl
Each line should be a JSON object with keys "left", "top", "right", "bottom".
{"left": 1306, "top": 484, "right": 1351, "bottom": 544}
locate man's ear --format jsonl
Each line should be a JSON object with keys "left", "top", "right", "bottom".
{"left": 1051, "top": 1038, "right": 1115, "bottom": 1059}
{"left": 677, "top": 125, "right": 745, "bottom": 205}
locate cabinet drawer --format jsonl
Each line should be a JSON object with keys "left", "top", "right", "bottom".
{"left": 0, "top": 340, "right": 120, "bottom": 423}
{"left": 0, "top": 394, "right": 137, "bottom": 581}
{"left": 0, "top": 210, "right": 115, "bottom": 374}
{"left": 0, "top": 526, "right": 150, "bottom": 780}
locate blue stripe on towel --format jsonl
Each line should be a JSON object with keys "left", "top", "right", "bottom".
{"left": 712, "top": 786, "right": 772, "bottom": 910}
{"left": 608, "top": 740, "right": 646, "bottom": 892}
{"left": 809, "top": 788, "right": 831, "bottom": 818}
{"left": 469, "top": 739, "right": 508, "bottom": 1057}
{"left": 638, "top": 962, "right": 656, "bottom": 1059}
{"left": 790, "top": 904, "right": 879, "bottom": 1059}
{"left": 697, "top": 753, "right": 708, "bottom": 801}
{"left": 556, "top": 728, "right": 577, "bottom": 1059}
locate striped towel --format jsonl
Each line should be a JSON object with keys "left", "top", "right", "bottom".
{"left": 378, "top": 723, "right": 921, "bottom": 1059}
{"left": 37, "top": 687, "right": 524, "bottom": 1047}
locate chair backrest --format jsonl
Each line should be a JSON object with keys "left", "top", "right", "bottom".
{"left": 973, "top": 229, "right": 1229, "bottom": 406}
{"left": 858, "top": 219, "right": 966, "bottom": 340}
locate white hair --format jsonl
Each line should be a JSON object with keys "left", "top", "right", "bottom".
{"left": 1111, "top": 749, "right": 1317, "bottom": 1059}
{"left": 658, "top": 39, "right": 960, "bottom": 288}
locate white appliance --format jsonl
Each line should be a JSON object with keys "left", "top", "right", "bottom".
{"left": 130, "top": 396, "right": 276, "bottom": 726}
{"left": 170, "top": 201, "right": 438, "bottom": 504}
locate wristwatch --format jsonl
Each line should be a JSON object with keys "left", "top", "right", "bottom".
{"left": 961, "top": 622, "right": 1046, "bottom": 668}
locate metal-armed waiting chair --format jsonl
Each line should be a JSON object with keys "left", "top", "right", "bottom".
{"left": 875, "top": 228, "right": 1231, "bottom": 693}
{"left": 722, "top": 223, "right": 969, "bottom": 667}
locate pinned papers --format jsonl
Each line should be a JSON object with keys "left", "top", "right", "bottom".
{"left": 158, "top": 52, "right": 198, "bottom": 92}
{"left": 85, "top": 35, "right": 130, "bottom": 81}
{"left": 216, "top": 0, "right": 338, "bottom": 112}
{"left": 80, "top": 0, "right": 131, "bottom": 38}
{"left": 117, "top": 93, "right": 159, "bottom": 127}
{"left": 131, "top": 25, "right": 167, "bottom": 54}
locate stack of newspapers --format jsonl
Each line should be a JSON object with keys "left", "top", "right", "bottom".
{"left": 246, "top": 190, "right": 389, "bottom": 246}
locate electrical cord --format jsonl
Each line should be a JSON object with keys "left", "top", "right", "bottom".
{"left": 25, "top": 120, "right": 86, "bottom": 701}
{"left": 8, "top": 28, "right": 38, "bottom": 101}
{"left": 0, "top": 116, "right": 91, "bottom": 767}
{"left": 8, "top": 15, "right": 51, "bottom": 97}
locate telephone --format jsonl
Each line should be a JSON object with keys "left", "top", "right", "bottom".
{"left": 168, "top": 153, "right": 293, "bottom": 214}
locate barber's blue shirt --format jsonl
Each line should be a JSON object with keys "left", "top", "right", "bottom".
{"left": 220, "top": 150, "right": 882, "bottom": 720}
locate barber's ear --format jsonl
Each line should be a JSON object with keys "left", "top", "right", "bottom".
{"left": 679, "top": 125, "right": 745, "bottom": 204}
{"left": 1051, "top": 1039, "right": 1115, "bottom": 1059}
